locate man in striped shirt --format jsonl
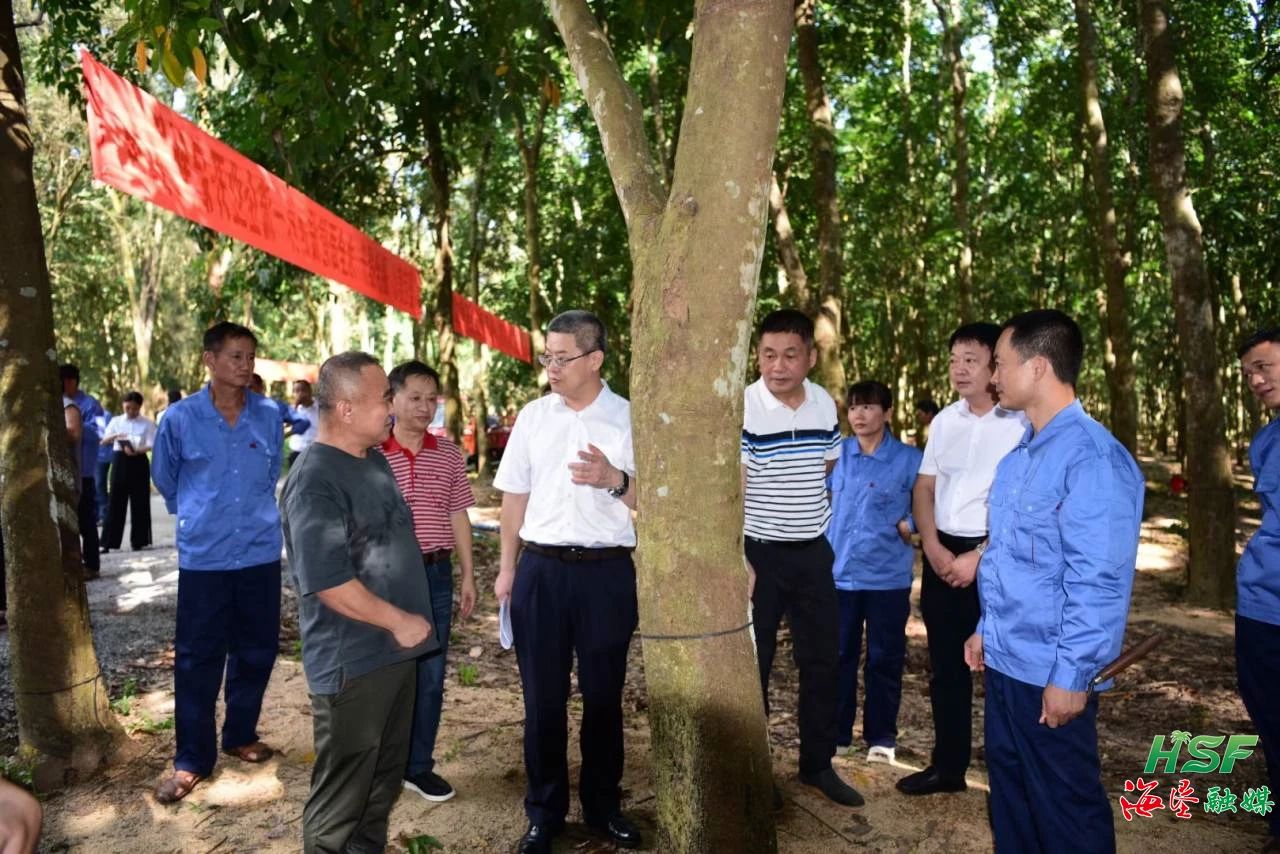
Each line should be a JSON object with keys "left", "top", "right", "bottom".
{"left": 742, "top": 309, "right": 863, "bottom": 807}
{"left": 376, "top": 361, "right": 476, "bottom": 803}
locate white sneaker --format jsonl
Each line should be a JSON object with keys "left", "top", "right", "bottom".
{"left": 866, "top": 745, "right": 896, "bottom": 764}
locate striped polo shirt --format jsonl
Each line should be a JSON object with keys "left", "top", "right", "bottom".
{"left": 376, "top": 431, "right": 475, "bottom": 553}
{"left": 741, "top": 378, "right": 842, "bottom": 541}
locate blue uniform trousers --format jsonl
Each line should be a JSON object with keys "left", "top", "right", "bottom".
{"left": 1237, "top": 614, "right": 1280, "bottom": 837}
{"left": 984, "top": 668, "right": 1114, "bottom": 854}
{"left": 835, "top": 587, "right": 910, "bottom": 749}
{"left": 174, "top": 560, "right": 281, "bottom": 776}
{"left": 510, "top": 550, "right": 637, "bottom": 827}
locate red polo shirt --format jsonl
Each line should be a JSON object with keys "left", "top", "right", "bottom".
{"left": 376, "top": 431, "right": 475, "bottom": 553}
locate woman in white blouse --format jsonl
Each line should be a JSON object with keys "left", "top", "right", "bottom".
{"left": 100, "top": 391, "right": 157, "bottom": 553}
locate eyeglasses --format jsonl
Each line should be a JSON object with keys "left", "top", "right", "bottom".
{"left": 537, "top": 350, "right": 598, "bottom": 369}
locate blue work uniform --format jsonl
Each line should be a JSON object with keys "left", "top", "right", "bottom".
{"left": 1237, "top": 417, "right": 1280, "bottom": 838}
{"left": 151, "top": 385, "right": 284, "bottom": 777}
{"left": 826, "top": 429, "right": 921, "bottom": 749}
{"left": 978, "top": 400, "right": 1143, "bottom": 854}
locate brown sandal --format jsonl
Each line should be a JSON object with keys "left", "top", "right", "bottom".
{"left": 154, "top": 769, "right": 202, "bottom": 804}
{"left": 223, "top": 741, "right": 274, "bottom": 763}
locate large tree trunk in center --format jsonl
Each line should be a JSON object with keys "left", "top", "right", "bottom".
{"left": 424, "top": 103, "right": 463, "bottom": 442}
{"left": 935, "top": 0, "right": 973, "bottom": 321}
{"left": 1074, "top": 0, "right": 1138, "bottom": 454}
{"left": 550, "top": 0, "right": 791, "bottom": 849}
{"left": 0, "top": 0, "right": 125, "bottom": 788}
{"left": 1140, "top": 0, "right": 1236, "bottom": 609}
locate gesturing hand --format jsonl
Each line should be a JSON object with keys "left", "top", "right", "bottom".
{"left": 568, "top": 443, "right": 621, "bottom": 490}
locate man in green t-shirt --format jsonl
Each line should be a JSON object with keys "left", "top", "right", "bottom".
{"left": 280, "top": 351, "right": 437, "bottom": 854}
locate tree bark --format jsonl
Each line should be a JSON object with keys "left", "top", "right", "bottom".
{"left": 550, "top": 0, "right": 790, "bottom": 849}
{"left": 0, "top": 1, "right": 125, "bottom": 787}
{"left": 767, "top": 171, "right": 810, "bottom": 302}
{"left": 795, "top": 0, "right": 848, "bottom": 410}
{"left": 423, "top": 102, "right": 463, "bottom": 442}
{"left": 514, "top": 93, "right": 551, "bottom": 365}
{"left": 934, "top": 0, "right": 973, "bottom": 321}
{"left": 1074, "top": 0, "right": 1139, "bottom": 454}
{"left": 468, "top": 134, "right": 493, "bottom": 473}
{"left": 1140, "top": 0, "right": 1236, "bottom": 609}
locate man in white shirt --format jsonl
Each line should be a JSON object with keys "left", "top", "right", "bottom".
{"left": 493, "top": 310, "right": 641, "bottom": 854}
{"left": 897, "top": 322, "right": 1029, "bottom": 796}
{"left": 288, "top": 379, "right": 319, "bottom": 467}
{"left": 742, "top": 309, "right": 863, "bottom": 808}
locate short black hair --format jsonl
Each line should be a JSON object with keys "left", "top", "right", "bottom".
{"left": 1237, "top": 326, "right": 1280, "bottom": 359}
{"left": 59, "top": 364, "right": 80, "bottom": 383}
{"left": 847, "top": 380, "right": 893, "bottom": 410}
{"left": 915, "top": 397, "right": 939, "bottom": 416}
{"left": 1001, "top": 309, "right": 1084, "bottom": 386}
{"left": 547, "top": 310, "right": 607, "bottom": 357}
{"left": 123, "top": 391, "right": 144, "bottom": 406}
{"left": 166, "top": 388, "right": 183, "bottom": 404}
{"left": 759, "top": 309, "right": 814, "bottom": 346}
{"left": 388, "top": 360, "right": 442, "bottom": 394}
{"left": 203, "top": 321, "right": 257, "bottom": 353}
{"left": 292, "top": 379, "right": 312, "bottom": 391}
{"left": 316, "top": 351, "right": 380, "bottom": 412}
{"left": 948, "top": 322, "right": 1002, "bottom": 353}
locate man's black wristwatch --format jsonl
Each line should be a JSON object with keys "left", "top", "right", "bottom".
{"left": 608, "top": 469, "right": 630, "bottom": 499}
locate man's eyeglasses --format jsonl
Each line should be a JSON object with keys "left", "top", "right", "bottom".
{"left": 537, "top": 350, "right": 598, "bottom": 369}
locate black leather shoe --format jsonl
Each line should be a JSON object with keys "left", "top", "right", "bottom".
{"left": 895, "top": 766, "right": 967, "bottom": 796}
{"left": 515, "top": 823, "right": 560, "bottom": 854}
{"left": 586, "top": 812, "right": 642, "bottom": 849}
{"left": 799, "top": 767, "right": 865, "bottom": 807}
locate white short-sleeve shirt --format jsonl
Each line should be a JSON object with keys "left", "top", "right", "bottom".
{"left": 103, "top": 413, "right": 158, "bottom": 453}
{"left": 917, "top": 398, "right": 1029, "bottom": 537}
{"left": 493, "top": 380, "right": 636, "bottom": 548}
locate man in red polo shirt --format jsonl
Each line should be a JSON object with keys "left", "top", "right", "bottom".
{"left": 376, "top": 360, "right": 477, "bottom": 802}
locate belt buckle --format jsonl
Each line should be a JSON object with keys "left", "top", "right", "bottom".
{"left": 564, "top": 546, "right": 586, "bottom": 562}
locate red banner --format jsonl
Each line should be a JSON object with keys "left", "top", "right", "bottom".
{"left": 452, "top": 292, "right": 533, "bottom": 364}
{"left": 81, "top": 50, "right": 421, "bottom": 318}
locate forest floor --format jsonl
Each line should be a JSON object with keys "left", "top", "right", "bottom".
{"left": 1, "top": 454, "right": 1275, "bottom": 853}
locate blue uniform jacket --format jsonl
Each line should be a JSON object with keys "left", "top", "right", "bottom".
{"left": 151, "top": 385, "right": 283, "bottom": 571}
{"left": 978, "top": 401, "right": 1144, "bottom": 692}
{"left": 825, "top": 429, "right": 922, "bottom": 591}
{"left": 1240, "top": 418, "right": 1280, "bottom": 626}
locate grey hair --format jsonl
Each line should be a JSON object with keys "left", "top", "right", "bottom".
{"left": 547, "top": 310, "right": 607, "bottom": 357}
{"left": 316, "top": 351, "right": 380, "bottom": 412}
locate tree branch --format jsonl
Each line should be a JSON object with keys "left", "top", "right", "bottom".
{"left": 547, "top": 0, "right": 666, "bottom": 240}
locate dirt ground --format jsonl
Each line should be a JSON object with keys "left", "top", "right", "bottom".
{"left": 4, "top": 456, "right": 1275, "bottom": 853}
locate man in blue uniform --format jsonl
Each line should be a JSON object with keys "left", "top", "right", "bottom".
{"left": 964, "top": 310, "right": 1143, "bottom": 853}
{"left": 825, "top": 380, "right": 921, "bottom": 764}
{"left": 1237, "top": 326, "right": 1280, "bottom": 853}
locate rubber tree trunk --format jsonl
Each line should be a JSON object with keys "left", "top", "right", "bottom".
{"left": 549, "top": 0, "right": 792, "bottom": 849}
{"left": 934, "top": 0, "right": 973, "bottom": 321}
{"left": 1140, "top": 0, "right": 1236, "bottom": 609}
{"left": 1074, "top": 0, "right": 1139, "bottom": 454}
{"left": 515, "top": 95, "right": 550, "bottom": 367}
{"left": 795, "top": 0, "right": 848, "bottom": 413}
{"left": 424, "top": 102, "right": 463, "bottom": 442}
{"left": 0, "top": 3, "right": 125, "bottom": 788}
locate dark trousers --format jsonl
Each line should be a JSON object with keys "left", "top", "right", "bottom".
{"left": 510, "top": 550, "right": 638, "bottom": 826}
{"left": 174, "top": 561, "right": 281, "bottom": 776}
{"left": 95, "top": 459, "right": 110, "bottom": 524}
{"left": 984, "top": 669, "right": 1113, "bottom": 854}
{"left": 746, "top": 536, "right": 840, "bottom": 776}
{"left": 304, "top": 659, "right": 416, "bottom": 854}
{"left": 103, "top": 452, "right": 152, "bottom": 550}
{"left": 78, "top": 477, "right": 99, "bottom": 574}
{"left": 920, "top": 530, "right": 983, "bottom": 776}
{"left": 1237, "top": 614, "right": 1280, "bottom": 837}
{"left": 836, "top": 587, "right": 911, "bottom": 749}
{"left": 407, "top": 556, "right": 454, "bottom": 777}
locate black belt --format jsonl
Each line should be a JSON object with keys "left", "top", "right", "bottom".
{"left": 422, "top": 548, "right": 452, "bottom": 565}
{"left": 938, "top": 531, "right": 986, "bottom": 545}
{"left": 745, "top": 535, "right": 825, "bottom": 550}
{"left": 522, "top": 542, "right": 634, "bottom": 562}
